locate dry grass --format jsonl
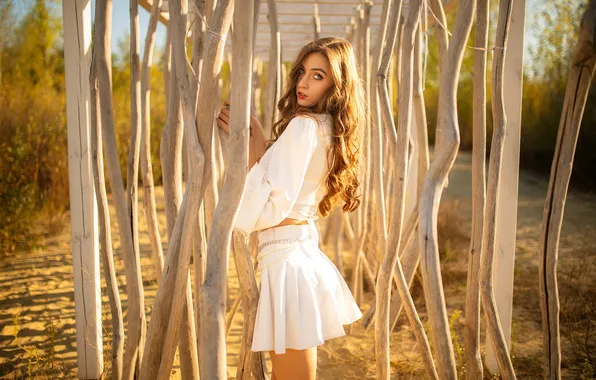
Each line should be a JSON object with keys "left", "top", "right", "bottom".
{"left": 1, "top": 152, "right": 595, "bottom": 379}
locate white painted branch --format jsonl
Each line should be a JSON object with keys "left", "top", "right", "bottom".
{"left": 539, "top": 2, "right": 596, "bottom": 378}
{"left": 478, "top": 0, "right": 517, "bottom": 378}
{"left": 140, "top": 0, "right": 164, "bottom": 287}
{"left": 313, "top": 2, "right": 321, "bottom": 40}
{"left": 138, "top": 0, "right": 211, "bottom": 377}
{"left": 351, "top": 2, "right": 372, "bottom": 312}
{"left": 369, "top": 0, "right": 390, "bottom": 268}
{"left": 159, "top": 0, "right": 235, "bottom": 375}
{"left": 126, "top": 6, "right": 147, "bottom": 373}
{"left": 418, "top": 0, "right": 476, "bottom": 378}
{"left": 264, "top": 0, "right": 281, "bottom": 139}
{"left": 375, "top": 0, "right": 437, "bottom": 377}
{"left": 90, "top": 44, "right": 124, "bottom": 380}
{"left": 94, "top": 0, "right": 146, "bottom": 377}
{"left": 464, "top": 0, "right": 488, "bottom": 378}
{"left": 63, "top": 1, "right": 103, "bottom": 376}
{"left": 485, "top": 0, "right": 526, "bottom": 373}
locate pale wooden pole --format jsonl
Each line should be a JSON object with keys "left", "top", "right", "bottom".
{"left": 538, "top": 2, "right": 596, "bottom": 378}
{"left": 313, "top": 2, "right": 321, "bottom": 40}
{"left": 139, "top": 0, "right": 226, "bottom": 377}
{"left": 428, "top": 0, "right": 449, "bottom": 76}
{"left": 140, "top": 0, "right": 164, "bottom": 284}
{"left": 427, "top": 0, "right": 449, "bottom": 152}
{"left": 351, "top": 1, "right": 372, "bottom": 309}
{"left": 189, "top": 0, "right": 209, "bottom": 363}
{"left": 191, "top": 0, "right": 215, "bottom": 249}
{"left": 350, "top": 6, "right": 362, "bottom": 243}
{"left": 391, "top": 12, "right": 431, "bottom": 332}
{"left": 478, "top": 0, "right": 517, "bottom": 378}
{"left": 464, "top": 0, "right": 488, "bottom": 378}
{"left": 362, "top": 13, "right": 430, "bottom": 334}
{"left": 484, "top": 0, "right": 525, "bottom": 375}
{"left": 376, "top": 0, "right": 439, "bottom": 378}
{"left": 252, "top": 58, "right": 263, "bottom": 120}
{"left": 175, "top": 10, "right": 202, "bottom": 378}
{"left": 158, "top": 22, "right": 201, "bottom": 380}
{"left": 90, "top": 41, "right": 125, "bottom": 380}
{"left": 264, "top": 0, "right": 281, "bottom": 139}
{"left": 62, "top": 1, "right": 103, "bottom": 377}
{"left": 384, "top": 15, "right": 403, "bottom": 214}
{"left": 225, "top": 2, "right": 267, "bottom": 378}
{"left": 418, "top": 0, "right": 476, "bottom": 378}
{"left": 370, "top": 0, "right": 391, "bottom": 273}
{"left": 94, "top": 0, "right": 147, "bottom": 377}
{"left": 157, "top": 0, "right": 234, "bottom": 378}
{"left": 127, "top": 7, "right": 147, "bottom": 373}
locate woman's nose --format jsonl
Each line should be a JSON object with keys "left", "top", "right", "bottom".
{"left": 298, "top": 75, "right": 308, "bottom": 88}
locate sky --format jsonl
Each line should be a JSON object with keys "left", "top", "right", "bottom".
{"left": 107, "top": 1, "right": 168, "bottom": 60}
{"left": 18, "top": 0, "right": 542, "bottom": 66}
{"left": 13, "top": 0, "right": 168, "bottom": 61}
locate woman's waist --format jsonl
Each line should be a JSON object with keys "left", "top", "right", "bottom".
{"left": 256, "top": 222, "right": 317, "bottom": 272}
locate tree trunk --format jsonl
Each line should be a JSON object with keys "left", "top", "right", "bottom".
{"left": 140, "top": 0, "right": 164, "bottom": 286}
{"left": 538, "top": 2, "right": 596, "bottom": 379}
{"left": 90, "top": 40, "right": 124, "bottom": 380}
{"left": 417, "top": 0, "right": 476, "bottom": 378}
{"left": 264, "top": 0, "right": 281, "bottom": 139}
{"left": 464, "top": 0, "right": 488, "bottom": 378}
{"left": 95, "top": 1, "right": 147, "bottom": 378}
{"left": 375, "top": 1, "right": 438, "bottom": 378}
{"left": 139, "top": 0, "right": 229, "bottom": 377}
{"left": 478, "top": 0, "right": 517, "bottom": 378}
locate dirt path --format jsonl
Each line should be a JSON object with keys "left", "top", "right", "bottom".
{"left": 1, "top": 151, "right": 595, "bottom": 379}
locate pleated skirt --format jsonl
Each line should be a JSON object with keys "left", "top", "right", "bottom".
{"left": 251, "top": 219, "right": 362, "bottom": 355}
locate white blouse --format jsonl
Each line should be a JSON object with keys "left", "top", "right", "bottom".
{"left": 233, "top": 113, "right": 334, "bottom": 234}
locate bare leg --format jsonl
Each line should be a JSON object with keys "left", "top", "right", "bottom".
{"left": 269, "top": 347, "right": 317, "bottom": 380}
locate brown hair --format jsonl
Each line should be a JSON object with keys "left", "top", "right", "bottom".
{"left": 269, "top": 37, "right": 366, "bottom": 217}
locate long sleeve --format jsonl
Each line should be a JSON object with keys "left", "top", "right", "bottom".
{"left": 234, "top": 116, "right": 320, "bottom": 234}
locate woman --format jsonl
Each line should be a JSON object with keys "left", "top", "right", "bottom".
{"left": 217, "top": 37, "right": 365, "bottom": 380}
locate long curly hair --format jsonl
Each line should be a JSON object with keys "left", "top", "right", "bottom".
{"left": 269, "top": 37, "right": 366, "bottom": 217}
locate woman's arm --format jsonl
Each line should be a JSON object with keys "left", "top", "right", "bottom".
{"left": 216, "top": 102, "right": 266, "bottom": 168}
{"left": 232, "top": 116, "right": 320, "bottom": 233}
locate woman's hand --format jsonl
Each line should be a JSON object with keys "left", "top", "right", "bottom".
{"left": 216, "top": 101, "right": 263, "bottom": 136}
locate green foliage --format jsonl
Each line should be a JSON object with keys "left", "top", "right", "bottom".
{"left": 111, "top": 32, "right": 167, "bottom": 187}
{"left": 7, "top": 310, "right": 73, "bottom": 379}
{"left": 0, "top": 0, "right": 67, "bottom": 255}
{"left": 449, "top": 309, "right": 466, "bottom": 378}
{"left": 418, "top": 0, "right": 596, "bottom": 192}
{"left": 520, "top": 0, "right": 596, "bottom": 191}
{"left": 0, "top": 4, "right": 168, "bottom": 255}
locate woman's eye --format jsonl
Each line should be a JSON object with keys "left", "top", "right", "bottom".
{"left": 315, "top": 74, "right": 323, "bottom": 80}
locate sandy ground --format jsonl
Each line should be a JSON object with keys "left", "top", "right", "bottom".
{"left": 1, "top": 151, "right": 595, "bottom": 379}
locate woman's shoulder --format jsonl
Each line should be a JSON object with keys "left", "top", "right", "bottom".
{"left": 288, "top": 113, "right": 333, "bottom": 134}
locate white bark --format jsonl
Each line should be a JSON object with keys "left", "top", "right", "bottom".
{"left": 538, "top": 2, "right": 596, "bottom": 378}
{"left": 126, "top": 6, "right": 147, "bottom": 374}
{"left": 264, "top": 0, "right": 281, "bottom": 139}
{"left": 478, "top": 0, "right": 517, "bottom": 378}
{"left": 63, "top": 1, "right": 103, "bottom": 376}
{"left": 95, "top": 1, "right": 147, "bottom": 377}
{"left": 375, "top": 1, "right": 438, "bottom": 378}
{"left": 464, "top": 0, "right": 488, "bottom": 378}
{"left": 417, "top": 0, "right": 476, "bottom": 378}
{"left": 90, "top": 43, "right": 124, "bottom": 380}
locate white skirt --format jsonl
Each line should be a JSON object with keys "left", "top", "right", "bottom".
{"left": 251, "top": 219, "right": 362, "bottom": 354}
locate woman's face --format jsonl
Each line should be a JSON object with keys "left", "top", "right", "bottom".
{"left": 296, "top": 52, "right": 333, "bottom": 108}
